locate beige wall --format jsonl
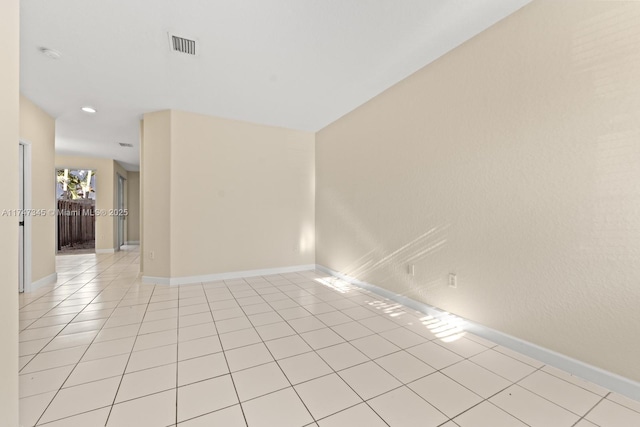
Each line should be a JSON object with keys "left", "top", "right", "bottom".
{"left": 316, "top": 0, "right": 640, "bottom": 382}
{"left": 139, "top": 121, "right": 145, "bottom": 273}
{"left": 114, "top": 161, "right": 128, "bottom": 247}
{"left": 55, "top": 155, "right": 117, "bottom": 251}
{"left": 170, "top": 110, "right": 315, "bottom": 276}
{"left": 20, "top": 95, "right": 56, "bottom": 283}
{"left": 141, "top": 111, "right": 171, "bottom": 277}
{"left": 142, "top": 110, "right": 315, "bottom": 279}
{"left": 0, "top": 0, "right": 20, "bottom": 423}
{"left": 127, "top": 172, "right": 140, "bottom": 243}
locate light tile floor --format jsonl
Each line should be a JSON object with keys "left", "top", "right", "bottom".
{"left": 17, "top": 247, "right": 640, "bottom": 426}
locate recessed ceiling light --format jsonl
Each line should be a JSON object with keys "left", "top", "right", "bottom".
{"left": 81, "top": 106, "right": 97, "bottom": 113}
{"left": 39, "top": 47, "right": 61, "bottom": 60}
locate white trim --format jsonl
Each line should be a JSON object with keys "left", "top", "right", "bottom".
{"left": 142, "top": 264, "right": 317, "bottom": 286}
{"left": 116, "top": 173, "right": 126, "bottom": 249}
{"left": 141, "top": 275, "right": 171, "bottom": 285}
{"left": 142, "top": 276, "right": 171, "bottom": 285}
{"left": 19, "top": 141, "right": 32, "bottom": 294}
{"left": 125, "top": 241, "right": 140, "bottom": 245}
{"left": 315, "top": 264, "right": 640, "bottom": 401}
{"left": 96, "top": 248, "right": 116, "bottom": 254}
{"left": 27, "top": 272, "right": 58, "bottom": 292}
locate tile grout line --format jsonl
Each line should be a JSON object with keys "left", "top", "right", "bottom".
{"left": 96, "top": 275, "right": 551, "bottom": 424}
{"left": 280, "top": 271, "right": 409, "bottom": 426}
{"left": 30, "top": 274, "right": 492, "bottom": 424}
{"left": 28, "top": 253, "right": 143, "bottom": 425}
{"left": 103, "top": 280, "right": 159, "bottom": 426}
{"left": 23, "top": 250, "right": 137, "bottom": 312}
{"left": 570, "top": 392, "right": 609, "bottom": 427}
{"left": 18, "top": 255, "right": 132, "bottom": 372}
{"left": 201, "top": 279, "right": 250, "bottom": 427}
{"left": 228, "top": 273, "right": 391, "bottom": 426}
{"left": 175, "top": 285, "right": 183, "bottom": 426}
{"left": 214, "top": 274, "right": 452, "bottom": 423}
{"left": 20, "top": 258, "right": 636, "bottom": 426}
{"left": 507, "top": 366, "right": 605, "bottom": 419}
{"left": 211, "top": 275, "right": 323, "bottom": 423}
{"left": 260, "top": 273, "right": 520, "bottom": 425}
{"left": 266, "top": 277, "right": 613, "bottom": 424}
{"left": 225, "top": 274, "right": 318, "bottom": 424}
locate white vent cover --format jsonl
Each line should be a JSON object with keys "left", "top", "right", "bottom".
{"left": 119, "top": 143, "right": 134, "bottom": 148}
{"left": 168, "top": 33, "right": 198, "bottom": 56}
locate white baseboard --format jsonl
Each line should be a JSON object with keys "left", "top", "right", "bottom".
{"left": 28, "top": 272, "right": 57, "bottom": 292}
{"left": 315, "top": 264, "right": 640, "bottom": 402}
{"left": 95, "top": 248, "right": 115, "bottom": 254}
{"left": 125, "top": 241, "right": 140, "bottom": 245}
{"left": 142, "top": 264, "right": 317, "bottom": 286}
{"left": 141, "top": 275, "right": 171, "bottom": 285}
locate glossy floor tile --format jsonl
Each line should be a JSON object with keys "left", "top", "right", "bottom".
{"left": 17, "top": 246, "right": 640, "bottom": 426}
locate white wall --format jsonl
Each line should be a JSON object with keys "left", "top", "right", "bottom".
{"left": 316, "top": 0, "right": 640, "bottom": 382}
{"left": 0, "top": 0, "right": 20, "bottom": 424}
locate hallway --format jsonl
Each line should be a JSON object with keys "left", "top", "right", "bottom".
{"left": 17, "top": 248, "right": 640, "bottom": 426}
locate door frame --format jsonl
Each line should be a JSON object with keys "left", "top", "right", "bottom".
{"left": 116, "top": 173, "right": 126, "bottom": 249}
{"left": 19, "top": 140, "right": 32, "bottom": 293}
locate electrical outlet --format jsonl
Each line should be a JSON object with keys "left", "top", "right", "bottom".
{"left": 149, "top": 251, "right": 155, "bottom": 260}
{"left": 408, "top": 264, "right": 415, "bottom": 276}
{"left": 448, "top": 273, "right": 457, "bottom": 288}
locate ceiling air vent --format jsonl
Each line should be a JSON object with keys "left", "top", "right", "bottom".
{"left": 169, "top": 33, "right": 197, "bottom": 56}
{"left": 119, "top": 143, "right": 134, "bottom": 148}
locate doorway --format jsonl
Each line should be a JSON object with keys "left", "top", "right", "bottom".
{"left": 56, "top": 169, "right": 96, "bottom": 253}
{"left": 117, "top": 174, "right": 126, "bottom": 248}
{"left": 18, "top": 142, "right": 31, "bottom": 293}
{"left": 19, "top": 143, "right": 24, "bottom": 292}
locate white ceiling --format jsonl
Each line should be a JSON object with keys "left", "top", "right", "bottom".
{"left": 20, "top": 0, "right": 531, "bottom": 171}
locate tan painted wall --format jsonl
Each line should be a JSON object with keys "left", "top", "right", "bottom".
{"left": 0, "top": 0, "right": 20, "bottom": 423}
{"left": 141, "top": 111, "right": 171, "bottom": 277}
{"left": 169, "top": 110, "right": 315, "bottom": 277}
{"left": 55, "top": 156, "right": 116, "bottom": 251}
{"left": 139, "top": 121, "right": 145, "bottom": 273}
{"left": 127, "top": 172, "right": 140, "bottom": 243}
{"left": 141, "top": 110, "right": 315, "bottom": 279}
{"left": 114, "top": 161, "right": 128, "bottom": 247}
{"left": 20, "top": 95, "right": 56, "bottom": 283}
{"left": 316, "top": 0, "right": 640, "bottom": 381}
